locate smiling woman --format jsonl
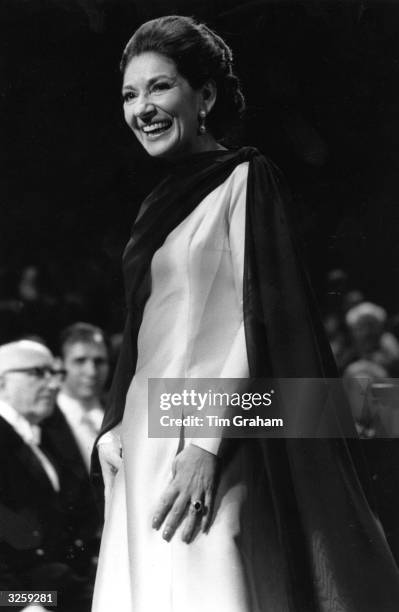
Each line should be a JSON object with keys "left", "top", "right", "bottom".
{"left": 92, "top": 14, "right": 399, "bottom": 612}
{"left": 121, "top": 51, "right": 220, "bottom": 159}
{"left": 120, "top": 14, "right": 245, "bottom": 145}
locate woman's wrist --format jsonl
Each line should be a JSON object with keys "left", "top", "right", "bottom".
{"left": 189, "top": 438, "right": 221, "bottom": 456}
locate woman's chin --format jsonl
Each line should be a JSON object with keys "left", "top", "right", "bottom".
{"left": 140, "top": 131, "right": 176, "bottom": 158}
{"left": 139, "top": 132, "right": 202, "bottom": 161}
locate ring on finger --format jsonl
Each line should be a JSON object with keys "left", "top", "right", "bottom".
{"left": 191, "top": 500, "right": 204, "bottom": 514}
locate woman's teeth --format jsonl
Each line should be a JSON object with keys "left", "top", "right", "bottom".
{"left": 142, "top": 121, "right": 172, "bottom": 135}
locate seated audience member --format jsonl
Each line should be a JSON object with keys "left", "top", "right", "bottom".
{"left": 343, "top": 359, "right": 389, "bottom": 438}
{"left": 324, "top": 312, "right": 352, "bottom": 373}
{"left": 345, "top": 301, "right": 399, "bottom": 375}
{"left": 342, "top": 289, "right": 365, "bottom": 314}
{"left": 56, "top": 323, "right": 109, "bottom": 471}
{"left": 343, "top": 357, "right": 399, "bottom": 566}
{"left": 0, "top": 340, "right": 96, "bottom": 612}
{"left": 322, "top": 270, "right": 364, "bottom": 373}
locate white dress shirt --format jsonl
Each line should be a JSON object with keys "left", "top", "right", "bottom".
{"left": 57, "top": 392, "right": 104, "bottom": 471}
{"left": 0, "top": 399, "right": 60, "bottom": 491}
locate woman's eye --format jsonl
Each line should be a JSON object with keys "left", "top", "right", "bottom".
{"left": 122, "top": 91, "right": 137, "bottom": 103}
{"left": 151, "top": 82, "right": 170, "bottom": 93}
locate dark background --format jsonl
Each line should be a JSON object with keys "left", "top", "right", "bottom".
{"left": 1, "top": 0, "right": 399, "bottom": 334}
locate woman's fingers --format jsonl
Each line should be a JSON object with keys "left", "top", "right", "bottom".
{"left": 99, "top": 443, "right": 122, "bottom": 480}
{"left": 102, "top": 466, "right": 120, "bottom": 520}
{"left": 181, "top": 495, "right": 203, "bottom": 543}
{"left": 99, "top": 442, "right": 123, "bottom": 521}
{"left": 201, "top": 487, "right": 214, "bottom": 533}
{"left": 182, "top": 485, "right": 214, "bottom": 542}
{"left": 153, "top": 445, "right": 218, "bottom": 542}
{"left": 102, "top": 459, "right": 120, "bottom": 490}
{"left": 152, "top": 486, "right": 179, "bottom": 531}
{"left": 160, "top": 495, "right": 189, "bottom": 542}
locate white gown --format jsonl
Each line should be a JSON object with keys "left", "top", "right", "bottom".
{"left": 92, "top": 163, "right": 289, "bottom": 612}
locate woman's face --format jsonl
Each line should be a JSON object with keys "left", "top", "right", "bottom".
{"left": 122, "top": 52, "right": 214, "bottom": 160}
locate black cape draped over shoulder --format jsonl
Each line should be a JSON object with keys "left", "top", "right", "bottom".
{"left": 94, "top": 147, "right": 399, "bottom": 611}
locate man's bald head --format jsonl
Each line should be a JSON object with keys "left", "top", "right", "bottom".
{"left": 0, "top": 340, "right": 53, "bottom": 374}
{"left": 0, "top": 340, "right": 58, "bottom": 424}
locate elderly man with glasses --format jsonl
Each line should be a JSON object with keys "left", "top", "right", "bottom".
{"left": 0, "top": 340, "right": 98, "bottom": 612}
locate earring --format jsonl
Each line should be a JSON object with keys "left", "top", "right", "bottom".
{"left": 198, "top": 110, "right": 207, "bottom": 135}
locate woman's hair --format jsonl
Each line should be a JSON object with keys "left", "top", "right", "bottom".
{"left": 120, "top": 15, "right": 245, "bottom": 139}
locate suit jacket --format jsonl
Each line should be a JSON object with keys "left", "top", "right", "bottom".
{"left": 41, "top": 405, "right": 102, "bottom": 566}
{"left": 0, "top": 409, "right": 100, "bottom": 611}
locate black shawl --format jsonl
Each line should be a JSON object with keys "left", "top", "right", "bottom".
{"left": 95, "top": 147, "right": 399, "bottom": 611}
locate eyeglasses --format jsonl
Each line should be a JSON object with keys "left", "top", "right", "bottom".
{"left": 2, "top": 366, "right": 67, "bottom": 381}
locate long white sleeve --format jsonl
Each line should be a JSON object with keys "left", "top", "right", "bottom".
{"left": 189, "top": 163, "right": 249, "bottom": 456}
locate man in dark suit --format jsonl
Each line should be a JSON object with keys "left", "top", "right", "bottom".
{"left": 56, "top": 323, "right": 109, "bottom": 472}
{"left": 41, "top": 399, "right": 102, "bottom": 573}
{"left": 0, "top": 340, "right": 100, "bottom": 612}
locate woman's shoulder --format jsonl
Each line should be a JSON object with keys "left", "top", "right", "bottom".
{"left": 220, "top": 160, "right": 249, "bottom": 221}
{"left": 229, "top": 158, "right": 250, "bottom": 185}
{"left": 234, "top": 146, "right": 291, "bottom": 198}
{"left": 233, "top": 145, "right": 283, "bottom": 173}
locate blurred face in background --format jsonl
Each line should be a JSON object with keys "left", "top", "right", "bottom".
{"left": 351, "top": 317, "right": 383, "bottom": 353}
{"left": 62, "top": 341, "right": 109, "bottom": 402}
{"left": 0, "top": 342, "right": 60, "bottom": 424}
{"left": 18, "top": 265, "right": 40, "bottom": 301}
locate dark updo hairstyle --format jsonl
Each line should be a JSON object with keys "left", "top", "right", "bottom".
{"left": 120, "top": 15, "right": 245, "bottom": 140}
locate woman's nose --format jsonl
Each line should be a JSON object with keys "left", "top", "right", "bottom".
{"left": 134, "top": 95, "right": 156, "bottom": 121}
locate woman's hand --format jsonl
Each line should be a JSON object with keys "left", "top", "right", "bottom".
{"left": 98, "top": 439, "right": 122, "bottom": 520}
{"left": 152, "top": 444, "right": 218, "bottom": 544}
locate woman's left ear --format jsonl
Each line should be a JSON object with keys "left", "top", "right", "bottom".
{"left": 200, "top": 80, "right": 217, "bottom": 114}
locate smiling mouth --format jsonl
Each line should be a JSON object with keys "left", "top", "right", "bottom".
{"left": 141, "top": 120, "right": 172, "bottom": 136}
